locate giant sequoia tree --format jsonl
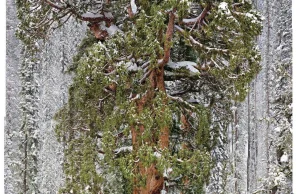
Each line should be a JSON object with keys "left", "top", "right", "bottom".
{"left": 16, "top": 0, "right": 262, "bottom": 193}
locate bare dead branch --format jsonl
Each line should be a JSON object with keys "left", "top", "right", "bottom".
{"left": 158, "top": 9, "right": 176, "bottom": 67}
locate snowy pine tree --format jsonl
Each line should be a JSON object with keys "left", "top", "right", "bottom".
{"left": 16, "top": 0, "right": 262, "bottom": 193}
{"left": 18, "top": 48, "right": 40, "bottom": 193}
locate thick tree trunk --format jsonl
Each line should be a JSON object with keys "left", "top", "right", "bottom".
{"left": 132, "top": 67, "right": 168, "bottom": 194}
{"left": 131, "top": 9, "right": 175, "bottom": 192}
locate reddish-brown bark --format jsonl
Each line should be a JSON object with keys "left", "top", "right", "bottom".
{"left": 181, "top": 113, "right": 190, "bottom": 130}
{"left": 127, "top": 6, "right": 135, "bottom": 19}
{"left": 160, "top": 11, "right": 176, "bottom": 67}
{"left": 131, "top": 10, "right": 177, "bottom": 194}
{"left": 131, "top": 66, "right": 172, "bottom": 193}
{"left": 89, "top": 23, "right": 109, "bottom": 40}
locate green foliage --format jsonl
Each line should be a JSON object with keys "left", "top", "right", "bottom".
{"left": 54, "top": 33, "right": 215, "bottom": 192}
{"left": 59, "top": 137, "right": 103, "bottom": 194}
{"left": 17, "top": 0, "right": 262, "bottom": 193}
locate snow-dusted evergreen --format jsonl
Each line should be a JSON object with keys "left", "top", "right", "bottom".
{"left": 5, "top": 0, "right": 292, "bottom": 193}
{"left": 18, "top": 48, "right": 40, "bottom": 193}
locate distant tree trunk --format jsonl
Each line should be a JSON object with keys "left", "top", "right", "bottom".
{"left": 23, "top": 124, "right": 28, "bottom": 194}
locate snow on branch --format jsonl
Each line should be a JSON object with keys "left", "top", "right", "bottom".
{"left": 130, "top": 0, "right": 137, "bottom": 15}
{"left": 164, "top": 71, "right": 200, "bottom": 81}
{"left": 127, "top": 0, "right": 137, "bottom": 18}
{"left": 81, "top": 12, "right": 104, "bottom": 19}
{"left": 167, "top": 95, "right": 196, "bottom": 110}
{"left": 80, "top": 12, "right": 114, "bottom": 22}
{"left": 114, "top": 146, "right": 133, "bottom": 155}
{"left": 182, "top": 4, "right": 210, "bottom": 25}
{"left": 166, "top": 60, "right": 200, "bottom": 75}
{"left": 175, "top": 25, "right": 229, "bottom": 53}
{"left": 44, "top": 0, "right": 114, "bottom": 23}
{"left": 139, "top": 69, "right": 152, "bottom": 84}
{"left": 232, "top": 11, "right": 261, "bottom": 24}
{"left": 218, "top": 2, "right": 231, "bottom": 15}
{"left": 44, "top": 0, "right": 64, "bottom": 10}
